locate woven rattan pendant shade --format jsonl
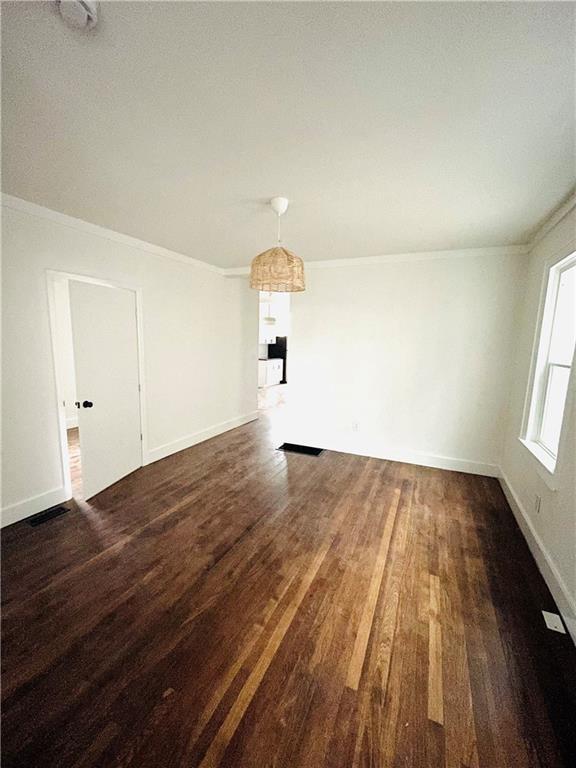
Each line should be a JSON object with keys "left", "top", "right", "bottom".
{"left": 250, "top": 246, "right": 305, "bottom": 292}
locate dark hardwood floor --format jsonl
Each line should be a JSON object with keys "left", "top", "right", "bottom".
{"left": 2, "top": 415, "right": 575, "bottom": 767}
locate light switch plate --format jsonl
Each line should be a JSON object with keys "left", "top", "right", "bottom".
{"left": 542, "top": 610, "right": 566, "bottom": 634}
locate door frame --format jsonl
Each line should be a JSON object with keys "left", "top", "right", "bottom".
{"left": 46, "top": 270, "right": 148, "bottom": 499}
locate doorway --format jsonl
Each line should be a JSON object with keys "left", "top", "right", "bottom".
{"left": 67, "top": 425, "right": 84, "bottom": 499}
{"left": 48, "top": 272, "right": 146, "bottom": 502}
{"left": 51, "top": 277, "right": 85, "bottom": 498}
{"left": 257, "top": 291, "right": 291, "bottom": 412}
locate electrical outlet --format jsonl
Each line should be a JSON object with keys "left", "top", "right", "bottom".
{"left": 534, "top": 494, "right": 541, "bottom": 515}
{"left": 542, "top": 611, "right": 566, "bottom": 634}
{"left": 351, "top": 422, "right": 359, "bottom": 433}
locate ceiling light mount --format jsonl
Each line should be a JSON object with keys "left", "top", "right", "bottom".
{"left": 56, "top": 1, "right": 99, "bottom": 31}
{"left": 270, "top": 196, "right": 289, "bottom": 217}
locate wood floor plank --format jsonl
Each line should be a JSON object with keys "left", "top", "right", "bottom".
{"left": 437, "top": 489, "right": 479, "bottom": 768}
{"left": 427, "top": 573, "right": 444, "bottom": 725}
{"left": 344, "top": 474, "right": 414, "bottom": 768}
{"left": 1, "top": 415, "right": 574, "bottom": 768}
{"left": 346, "top": 487, "right": 401, "bottom": 691}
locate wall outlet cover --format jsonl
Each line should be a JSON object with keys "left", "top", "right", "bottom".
{"left": 542, "top": 610, "right": 566, "bottom": 634}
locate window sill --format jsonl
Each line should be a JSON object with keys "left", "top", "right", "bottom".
{"left": 518, "top": 438, "right": 559, "bottom": 491}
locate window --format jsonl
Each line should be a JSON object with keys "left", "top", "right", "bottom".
{"left": 523, "top": 252, "right": 576, "bottom": 473}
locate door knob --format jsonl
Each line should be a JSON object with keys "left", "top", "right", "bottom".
{"left": 82, "top": 400, "right": 93, "bottom": 408}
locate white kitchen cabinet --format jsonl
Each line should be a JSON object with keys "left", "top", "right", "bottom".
{"left": 258, "top": 290, "right": 290, "bottom": 343}
{"left": 259, "top": 327, "right": 277, "bottom": 344}
{"left": 259, "top": 296, "right": 277, "bottom": 344}
{"left": 258, "top": 360, "right": 267, "bottom": 387}
{"left": 258, "top": 358, "right": 283, "bottom": 388}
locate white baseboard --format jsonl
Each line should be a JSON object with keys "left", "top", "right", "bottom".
{"left": 1, "top": 486, "right": 70, "bottom": 528}
{"left": 361, "top": 446, "right": 498, "bottom": 477}
{"left": 282, "top": 431, "right": 498, "bottom": 477}
{"left": 499, "top": 471, "right": 576, "bottom": 645}
{"left": 146, "top": 411, "right": 259, "bottom": 465}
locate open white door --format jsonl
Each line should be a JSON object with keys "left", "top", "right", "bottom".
{"left": 69, "top": 280, "right": 142, "bottom": 499}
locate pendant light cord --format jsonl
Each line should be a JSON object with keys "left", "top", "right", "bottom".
{"left": 276, "top": 213, "right": 281, "bottom": 246}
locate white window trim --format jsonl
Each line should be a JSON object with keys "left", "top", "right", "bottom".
{"left": 520, "top": 248, "right": 576, "bottom": 490}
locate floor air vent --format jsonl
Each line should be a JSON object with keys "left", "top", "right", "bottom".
{"left": 278, "top": 443, "right": 323, "bottom": 456}
{"left": 28, "top": 506, "right": 69, "bottom": 527}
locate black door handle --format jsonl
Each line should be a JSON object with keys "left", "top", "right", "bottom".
{"left": 82, "top": 400, "right": 93, "bottom": 408}
{"left": 75, "top": 401, "right": 80, "bottom": 409}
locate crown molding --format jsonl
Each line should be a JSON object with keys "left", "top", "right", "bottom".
{"left": 3, "top": 193, "right": 534, "bottom": 277}
{"left": 527, "top": 188, "right": 576, "bottom": 249}
{"left": 223, "top": 266, "right": 252, "bottom": 276}
{"left": 1, "top": 194, "right": 224, "bottom": 275}
{"left": 303, "top": 244, "right": 529, "bottom": 268}
{"left": 221, "top": 243, "right": 529, "bottom": 276}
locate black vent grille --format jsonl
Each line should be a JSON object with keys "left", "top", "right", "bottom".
{"left": 28, "top": 506, "right": 69, "bottom": 527}
{"left": 278, "top": 443, "right": 323, "bottom": 456}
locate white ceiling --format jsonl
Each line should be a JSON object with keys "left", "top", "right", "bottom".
{"left": 2, "top": 1, "right": 574, "bottom": 268}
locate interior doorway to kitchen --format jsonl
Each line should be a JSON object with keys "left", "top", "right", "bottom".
{"left": 257, "top": 291, "right": 291, "bottom": 412}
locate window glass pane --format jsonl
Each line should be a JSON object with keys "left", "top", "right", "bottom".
{"left": 539, "top": 364, "right": 570, "bottom": 455}
{"left": 549, "top": 264, "right": 576, "bottom": 366}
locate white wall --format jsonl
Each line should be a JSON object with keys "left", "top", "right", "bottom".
{"left": 1, "top": 200, "right": 258, "bottom": 525}
{"left": 284, "top": 248, "right": 526, "bottom": 475}
{"left": 500, "top": 204, "right": 576, "bottom": 642}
